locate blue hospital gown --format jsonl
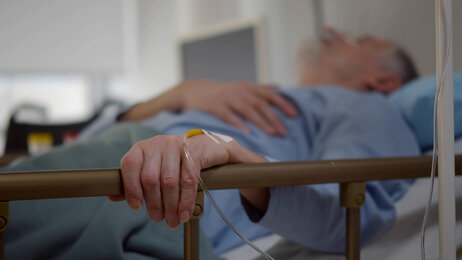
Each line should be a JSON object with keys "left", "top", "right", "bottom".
{"left": 81, "top": 86, "right": 420, "bottom": 254}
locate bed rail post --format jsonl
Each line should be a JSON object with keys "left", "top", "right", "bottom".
{"left": 0, "top": 201, "right": 9, "bottom": 260}
{"left": 184, "top": 190, "right": 204, "bottom": 260}
{"left": 340, "top": 182, "right": 366, "bottom": 260}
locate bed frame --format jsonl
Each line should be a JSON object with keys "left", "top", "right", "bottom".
{"left": 0, "top": 155, "right": 461, "bottom": 260}
{"left": 0, "top": 0, "right": 456, "bottom": 258}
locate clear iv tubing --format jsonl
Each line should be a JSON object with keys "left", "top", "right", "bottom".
{"left": 420, "top": 0, "right": 452, "bottom": 259}
{"left": 182, "top": 134, "right": 275, "bottom": 260}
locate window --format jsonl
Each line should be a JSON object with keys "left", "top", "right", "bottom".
{"left": 0, "top": 75, "right": 93, "bottom": 155}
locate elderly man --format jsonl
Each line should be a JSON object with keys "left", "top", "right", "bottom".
{"left": 3, "top": 29, "right": 419, "bottom": 259}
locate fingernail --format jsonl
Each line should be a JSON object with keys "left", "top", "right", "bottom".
{"left": 166, "top": 219, "right": 180, "bottom": 230}
{"left": 128, "top": 199, "right": 142, "bottom": 210}
{"left": 151, "top": 214, "right": 163, "bottom": 222}
{"left": 278, "top": 127, "right": 287, "bottom": 136}
{"left": 180, "top": 210, "right": 190, "bottom": 222}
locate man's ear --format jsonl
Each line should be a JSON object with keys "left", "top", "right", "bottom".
{"left": 365, "top": 72, "right": 402, "bottom": 94}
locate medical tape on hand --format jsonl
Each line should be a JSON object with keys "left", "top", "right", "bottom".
{"left": 186, "top": 129, "right": 233, "bottom": 144}
{"left": 183, "top": 129, "right": 275, "bottom": 260}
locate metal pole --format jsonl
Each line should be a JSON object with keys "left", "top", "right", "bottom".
{"left": 0, "top": 156, "right": 462, "bottom": 201}
{"left": 184, "top": 190, "right": 203, "bottom": 260}
{"left": 0, "top": 231, "right": 4, "bottom": 260}
{"left": 340, "top": 182, "right": 365, "bottom": 260}
{"left": 184, "top": 219, "right": 200, "bottom": 260}
{"left": 0, "top": 202, "right": 8, "bottom": 260}
{"left": 346, "top": 208, "right": 360, "bottom": 260}
{"left": 436, "top": 0, "right": 456, "bottom": 259}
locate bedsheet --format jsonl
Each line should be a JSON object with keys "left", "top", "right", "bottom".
{"left": 0, "top": 123, "right": 221, "bottom": 260}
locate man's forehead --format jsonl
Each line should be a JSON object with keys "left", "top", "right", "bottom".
{"left": 357, "top": 35, "right": 393, "bottom": 51}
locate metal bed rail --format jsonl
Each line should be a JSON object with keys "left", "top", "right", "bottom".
{"left": 0, "top": 155, "right": 461, "bottom": 260}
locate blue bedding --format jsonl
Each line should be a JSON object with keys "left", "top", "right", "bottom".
{"left": 389, "top": 74, "right": 462, "bottom": 149}
{"left": 1, "top": 86, "right": 420, "bottom": 256}
{"left": 1, "top": 124, "right": 221, "bottom": 260}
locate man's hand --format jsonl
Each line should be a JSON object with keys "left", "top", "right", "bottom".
{"left": 120, "top": 80, "right": 298, "bottom": 136}
{"left": 109, "top": 133, "right": 268, "bottom": 229}
{"left": 174, "top": 80, "right": 298, "bottom": 136}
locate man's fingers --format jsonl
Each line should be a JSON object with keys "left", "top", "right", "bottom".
{"left": 248, "top": 88, "right": 291, "bottom": 136}
{"left": 255, "top": 102, "right": 287, "bottom": 136}
{"left": 234, "top": 100, "right": 276, "bottom": 136}
{"left": 120, "top": 147, "right": 144, "bottom": 210}
{"left": 161, "top": 137, "right": 181, "bottom": 229}
{"left": 178, "top": 156, "right": 198, "bottom": 223}
{"left": 140, "top": 150, "right": 163, "bottom": 222}
{"left": 119, "top": 133, "right": 233, "bottom": 232}
{"left": 216, "top": 107, "right": 250, "bottom": 132}
{"left": 253, "top": 87, "right": 298, "bottom": 117}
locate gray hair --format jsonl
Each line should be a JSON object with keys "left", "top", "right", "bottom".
{"left": 380, "top": 46, "right": 419, "bottom": 84}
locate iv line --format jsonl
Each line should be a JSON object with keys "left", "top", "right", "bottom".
{"left": 183, "top": 133, "right": 275, "bottom": 260}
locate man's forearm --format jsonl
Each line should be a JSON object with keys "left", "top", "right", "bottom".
{"left": 118, "top": 88, "right": 182, "bottom": 122}
{"left": 224, "top": 141, "right": 271, "bottom": 215}
{"left": 239, "top": 188, "right": 270, "bottom": 214}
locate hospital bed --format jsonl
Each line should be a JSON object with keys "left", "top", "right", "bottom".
{"left": 1, "top": 83, "right": 461, "bottom": 259}
{"left": 0, "top": 150, "right": 461, "bottom": 260}
{"left": 0, "top": 1, "right": 459, "bottom": 258}
{"left": 0, "top": 73, "right": 461, "bottom": 260}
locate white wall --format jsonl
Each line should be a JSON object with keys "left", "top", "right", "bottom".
{"left": 238, "top": 0, "right": 316, "bottom": 87}
{"left": 107, "top": 0, "right": 180, "bottom": 103}
{"left": 128, "top": 0, "right": 462, "bottom": 104}
{"left": 0, "top": 0, "right": 135, "bottom": 148}
{"left": 0, "top": 0, "right": 126, "bottom": 73}
{"left": 323, "top": 0, "right": 462, "bottom": 76}
{"left": 128, "top": 0, "right": 318, "bottom": 102}
{"left": 177, "top": 0, "right": 317, "bottom": 87}
{"left": 3, "top": 0, "right": 461, "bottom": 104}
{"left": 133, "top": 0, "right": 180, "bottom": 99}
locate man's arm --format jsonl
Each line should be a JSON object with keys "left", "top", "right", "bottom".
{"left": 111, "top": 132, "right": 269, "bottom": 230}
{"left": 119, "top": 80, "right": 298, "bottom": 136}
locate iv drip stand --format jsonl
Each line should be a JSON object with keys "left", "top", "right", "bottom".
{"left": 436, "top": 0, "right": 456, "bottom": 259}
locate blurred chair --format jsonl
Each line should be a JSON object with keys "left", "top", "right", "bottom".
{"left": 4, "top": 104, "right": 99, "bottom": 154}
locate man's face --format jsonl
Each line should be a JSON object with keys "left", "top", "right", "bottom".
{"left": 299, "top": 29, "right": 394, "bottom": 91}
